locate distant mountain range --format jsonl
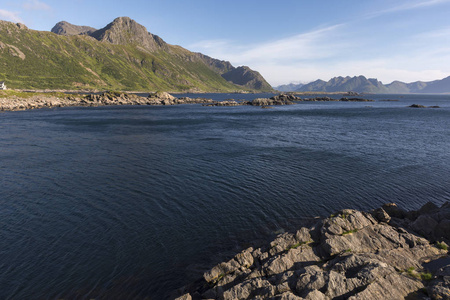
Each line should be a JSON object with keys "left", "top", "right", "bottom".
{"left": 275, "top": 83, "right": 305, "bottom": 92}
{"left": 275, "top": 75, "right": 450, "bottom": 94}
{"left": 0, "top": 17, "right": 273, "bottom": 92}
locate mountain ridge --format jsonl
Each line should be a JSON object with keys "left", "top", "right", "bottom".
{"left": 275, "top": 75, "right": 450, "bottom": 94}
{"left": 51, "top": 21, "right": 96, "bottom": 36}
{"left": 0, "top": 17, "right": 273, "bottom": 92}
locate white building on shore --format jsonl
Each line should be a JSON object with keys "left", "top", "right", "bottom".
{"left": 0, "top": 81, "right": 6, "bottom": 90}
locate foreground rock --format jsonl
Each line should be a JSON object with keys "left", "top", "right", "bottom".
{"left": 175, "top": 202, "right": 449, "bottom": 299}
{"left": 0, "top": 91, "right": 215, "bottom": 111}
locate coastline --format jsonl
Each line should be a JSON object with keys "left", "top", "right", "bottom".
{"left": 0, "top": 91, "right": 216, "bottom": 112}
{"left": 0, "top": 91, "right": 375, "bottom": 112}
{"left": 175, "top": 202, "right": 449, "bottom": 300}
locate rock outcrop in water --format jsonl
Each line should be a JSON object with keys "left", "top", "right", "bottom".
{"left": 202, "top": 94, "right": 375, "bottom": 108}
{"left": 0, "top": 91, "right": 215, "bottom": 111}
{"left": 409, "top": 104, "right": 441, "bottom": 109}
{"left": 0, "top": 92, "right": 379, "bottom": 111}
{"left": 175, "top": 202, "right": 449, "bottom": 300}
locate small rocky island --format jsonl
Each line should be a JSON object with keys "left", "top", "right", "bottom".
{"left": 174, "top": 202, "right": 449, "bottom": 300}
{"left": 409, "top": 104, "right": 441, "bottom": 109}
{"left": 205, "top": 94, "right": 374, "bottom": 107}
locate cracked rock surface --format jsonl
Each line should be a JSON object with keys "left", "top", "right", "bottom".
{"left": 175, "top": 202, "right": 449, "bottom": 300}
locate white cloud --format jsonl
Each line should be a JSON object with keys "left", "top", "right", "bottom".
{"left": 22, "top": 0, "right": 51, "bottom": 11}
{"left": 189, "top": 15, "right": 450, "bottom": 86}
{"left": 366, "top": 0, "right": 450, "bottom": 19}
{"left": 236, "top": 24, "right": 345, "bottom": 63}
{"left": 189, "top": 24, "right": 345, "bottom": 66}
{"left": 197, "top": 32, "right": 450, "bottom": 86}
{"left": 414, "top": 26, "right": 450, "bottom": 39}
{"left": 189, "top": 1, "right": 450, "bottom": 86}
{"left": 0, "top": 9, "right": 24, "bottom": 23}
{"left": 189, "top": 39, "right": 233, "bottom": 51}
{"left": 392, "top": 0, "right": 450, "bottom": 10}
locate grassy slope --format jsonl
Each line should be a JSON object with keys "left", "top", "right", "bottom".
{"left": 0, "top": 23, "right": 248, "bottom": 92}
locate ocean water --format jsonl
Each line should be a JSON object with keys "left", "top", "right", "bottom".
{"left": 1, "top": 93, "right": 450, "bottom": 299}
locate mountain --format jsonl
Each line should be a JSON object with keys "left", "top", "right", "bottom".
{"left": 274, "top": 83, "right": 304, "bottom": 92}
{"left": 88, "top": 17, "right": 167, "bottom": 52}
{"left": 385, "top": 80, "right": 430, "bottom": 93}
{"left": 420, "top": 76, "right": 450, "bottom": 93}
{"left": 297, "top": 76, "right": 388, "bottom": 93}
{"left": 279, "top": 75, "right": 450, "bottom": 94}
{"left": 221, "top": 66, "right": 273, "bottom": 91}
{"left": 0, "top": 17, "right": 273, "bottom": 92}
{"left": 51, "top": 21, "right": 96, "bottom": 36}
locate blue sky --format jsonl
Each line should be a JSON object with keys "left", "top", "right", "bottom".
{"left": 1, "top": 0, "right": 450, "bottom": 86}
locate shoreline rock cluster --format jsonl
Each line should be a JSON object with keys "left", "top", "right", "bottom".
{"left": 0, "top": 91, "right": 215, "bottom": 111}
{"left": 204, "top": 94, "right": 374, "bottom": 107}
{"left": 0, "top": 92, "right": 378, "bottom": 112}
{"left": 409, "top": 104, "right": 441, "bottom": 109}
{"left": 175, "top": 202, "right": 449, "bottom": 300}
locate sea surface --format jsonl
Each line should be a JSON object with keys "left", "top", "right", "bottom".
{"left": 1, "top": 93, "right": 450, "bottom": 299}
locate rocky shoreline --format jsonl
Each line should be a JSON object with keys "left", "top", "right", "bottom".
{"left": 174, "top": 202, "right": 449, "bottom": 300}
{"left": 0, "top": 92, "right": 376, "bottom": 112}
{"left": 0, "top": 91, "right": 216, "bottom": 111}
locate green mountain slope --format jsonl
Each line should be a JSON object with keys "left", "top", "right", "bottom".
{"left": 0, "top": 18, "right": 273, "bottom": 92}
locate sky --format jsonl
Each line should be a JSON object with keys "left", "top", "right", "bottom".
{"left": 1, "top": 0, "right": 450, "bottom": 86}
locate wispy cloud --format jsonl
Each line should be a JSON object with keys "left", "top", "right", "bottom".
{"left": 237, "top": 24, "right": 345, "bottom": 63}
{"left": 414, "top": 26, "right": 450, "bottom": 39}
{"left": 366, "top": 0, "right": 450, "bottom": 18}
{"left": 189, "top": 24, "right": 356, "bottom": 86}
{"left": 390, "top": 0, "right": 450, "bottom": 10}
{"left": 190, "top": 13, "right": 450, "bottom": 87}
{"left": 190, "top": 24, "right": 345, "bottom": 66}
{"left": 0, "top": 9, "right": 24, "bottom": 23}
{"left": 22, "top": 0, "right": 51, "bottom": 11}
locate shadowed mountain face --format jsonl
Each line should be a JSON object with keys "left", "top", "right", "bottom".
{"left": 221, "top": 66, "right": 274, "bottom": 91}
{"left": 0, "top": 17, "right": 273, "bottom": 92}
{"left": 419, "top": 76, "right": 450, "bottom": 93}
{"left": 276, "top": 75, "right": 450, "bottom": 94}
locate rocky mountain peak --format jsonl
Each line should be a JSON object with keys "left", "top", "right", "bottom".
{"left": 51, "top": 21, "right": 96, "bottom": 36}
{"left": 89, "top": 16, "right": 167, "bottom": 51}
